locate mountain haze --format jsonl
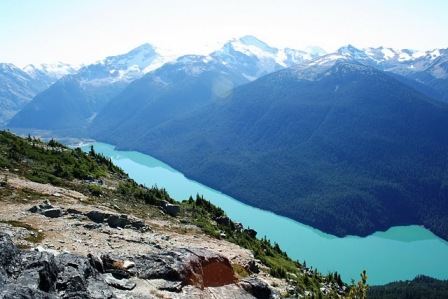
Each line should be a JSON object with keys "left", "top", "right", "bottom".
{"left": 89, "top": 36, "right": 323, "bottom": 143}
{"left": 8, "top": 44, "right": 168, "bottom": 134}
{"left": 0, "top": 63, "right": 76, "bottom": 125}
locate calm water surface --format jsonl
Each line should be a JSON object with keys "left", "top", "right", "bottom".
{"left": 82, "top": 142, "right": 448, "bottom": 285}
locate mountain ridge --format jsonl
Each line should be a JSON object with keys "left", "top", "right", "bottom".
{"left": 117, "top": 58, "right": 448, "bottom": 240}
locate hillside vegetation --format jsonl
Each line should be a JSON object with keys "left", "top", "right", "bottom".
{"left": 0, "top": 130, "right": 355, "bottom": 298}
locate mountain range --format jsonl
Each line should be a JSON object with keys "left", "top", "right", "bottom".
{"left": 7, "top": 44, "right": 169, "bottom": 134}
{"left": 0, "top": 62, "right": 76, "bottom": 125}
{"left": 7, "top": 36, "right": 324, "bottom": 135}
{"left": 3, "top": 35, "right": 448, "bottom": 240}
{"left": 117, "top": 56, "right": 448, "bottom": 239}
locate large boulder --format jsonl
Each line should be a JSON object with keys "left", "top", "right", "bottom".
{"left": 0, "top": 233, "right": 22, "bottom": 278}
{"left": 160, "top": 200, "right": 180, "bottom": 217}
{"left": 239, "top": 277, "right": 281, "bottom": 299}
{"left": 0, "top": 284, "right": 59, "bottom": 299}
{"left": 55, "top": 253, "right": 115, "bottom": 299}
{"left": 0, "top": 233, "right": 115, "bottom": 299}
{"left": 136, "top": 248, "right": 236, "bottom": 289}
{"left": 84, "top": 211, "right": 150, "bottom": 231}
{"left": 16, "top": 251, "right": 58, "bottom": 292}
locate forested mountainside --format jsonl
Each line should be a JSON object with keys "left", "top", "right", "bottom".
{"left": 115, "top": 58, "right": 448, "bottom": 241}
{"left": 368, "top": 275, "right": 448, "bottom": 299}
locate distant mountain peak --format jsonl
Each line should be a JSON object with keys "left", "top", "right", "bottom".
{"left": 290, "top": 53, "right": 371, "bottom": 80}
{"left": 22, "top": 62, "right": 79, "bottom": 82}
{"left": 337, "top": 44, "right": 369, "bottom": 59}
{"left": 236, "top": 35, "right": 278, "bottom": 54}
{"left": 304, "top": 46, "right": 327, "bottom": 56}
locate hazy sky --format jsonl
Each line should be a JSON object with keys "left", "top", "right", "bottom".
{"left": 1, "top": 0, "right": 448, "bottom": 67}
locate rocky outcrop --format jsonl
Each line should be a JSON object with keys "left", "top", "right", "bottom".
{"left": 0, "top": 233, "right": 114, "bottom": 299}
{"left": 160, "top": 200, "right": 180, "bottom": 217}
{"left": 135, "top": 248, "right": 237, "bottom": 289}
{"left": 28, "top": 201, "right": 150, "bottom": 232}
{"left": 0, "top": 233, "right": 280, "bottom": 298}
{"left": 85, "top": 210, "right": 150, "bottom": 231}
{"left": 239, "top": 277, "right": 280, "bottom": 299}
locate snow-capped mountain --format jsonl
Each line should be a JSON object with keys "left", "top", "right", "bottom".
{"left": 336, "top": 44, "right": 447, "bottom": 74}
{"left": 7, "top": 35, "right": 448, "bottom": 135}
{"left": 209, "top": 35, "right": 323, "bottom": 80}
{"left": 87, "top": 36, "right": 327, "bottom": 144}
{"left": 0, "top": 63, "right": 50, "bottom": 125}
{"left": 22, "top": 62, "right": 79, "bottom": 89}
{"left": 8, "top": 43, "right": 173, "bottom": 133}
{"left": 73, "top": 43, "right": 173, "bottom": 87}
{"left": 335, "top": 44, "right": 448, "bottom": 101}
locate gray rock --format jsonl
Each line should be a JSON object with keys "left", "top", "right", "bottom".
{"left": 84, "top": 223, "right": 102, "bottom": 230}
{"left": 43, "top": 208, "right": 63, "bottom": 218}
{"left": 55, "top": 253, "right": 115, "bottom": 299}
{"left": 29, "top": 205, "right": 40, "bottom": 213}
{"left": 216, "top": 216, "right": 232, "bottom": 227}
{"left": 67, "top": 208, "right": 82, "bottom": 215}
{"left": 239, "top": 277, "right": 281, "bottom": 299}
{"left": 0, "top": 234, "right": 116, "bottom": 299}
{"left": 85, "top": 211, "right": 149, "bottom": 231}
{"left": 0, "top": 284, "right": 59, "bottom": 299}
{"left": 41, "top": 200, "right": 53, "bottom": 210}
{"left": 135, "top": 248, "right": 236, "bottom": 289}
{"left": 147, "top": 279, "right": 183, "bottom": 292}
{"left": 16, "top": 251, "right": 58, "bottom": 292}
{"left": 128, "top": 218, "right": 147, "bottom": 230}
{"left": 106, "top": 214, "right": 127, "bottom": 228}
{"left": 206, "top": 284, "right": 257, "bottom": 299}
{"left": 104, "top": 274, "right": 136, "bottom": 290}
{"left": 85, "top": 211, "right": 108, "bottom": 223}
{"left": 160, "top": 201, "right": 180, "bottom": 217}
{"left": 0, "top": 233, "right": 22, "bottom": 277}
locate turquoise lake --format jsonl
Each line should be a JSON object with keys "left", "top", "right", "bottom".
{"left": 82, "top": 142, "right": 448, "bottom": 285}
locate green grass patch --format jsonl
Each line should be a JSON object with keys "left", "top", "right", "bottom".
{"left": 232, "top": 263, "right": 250, "bottom": 279}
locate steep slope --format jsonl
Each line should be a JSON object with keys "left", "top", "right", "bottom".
{"left": 0, "top": 130, "right": 349, "bottom": 298}
{"left": 0, "top": 62, "right": 78, "bottom": 126}
{"left": 124, "top": 56, "right": 448, "bottom": 240}
{"left": 90, "top": 36, "right": 323, "bottom": 144}
{"left": 0, "top": 64, "right": 46, "bottom": 125}
{"left": 8, "top": 44, "right": 168, "bottom": 133}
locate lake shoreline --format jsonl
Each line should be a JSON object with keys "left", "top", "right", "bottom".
{"left": 77, "top": 142, "right": 448, "bottom": 286}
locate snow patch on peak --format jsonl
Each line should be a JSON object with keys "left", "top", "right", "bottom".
{"left": 237, "top": 35, "right": 278, "bottom": 54}
{"left": 304, "top": 46, "right": 327, "bottom": 57}
{"left": 380, "top": 48, "right": 396, "bottom": 60}
{"left": 429, "top": 49, "right": 441, "bottom": 60}
{"left": 307, "top": 53, "right": 351, "bottom": 67}
{"left": 291, "top": 54, "right": 368, "bottom": 81}
{"left": 23, "top": 62, "right": 79, "bottom": 79}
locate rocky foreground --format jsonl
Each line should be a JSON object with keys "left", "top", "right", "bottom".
{"left": 0, "top": 172, "right": 285, "bottom": 298}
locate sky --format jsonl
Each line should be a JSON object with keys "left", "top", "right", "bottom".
{"left": 1, "top": 0, "right": 448, "bottom": 67}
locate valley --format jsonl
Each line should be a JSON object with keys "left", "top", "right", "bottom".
{"left": 2, "top": 31, "right": 448, "bottom": 298}
{"left": 81, "top": 141, "right": 448, "bottom": 286}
